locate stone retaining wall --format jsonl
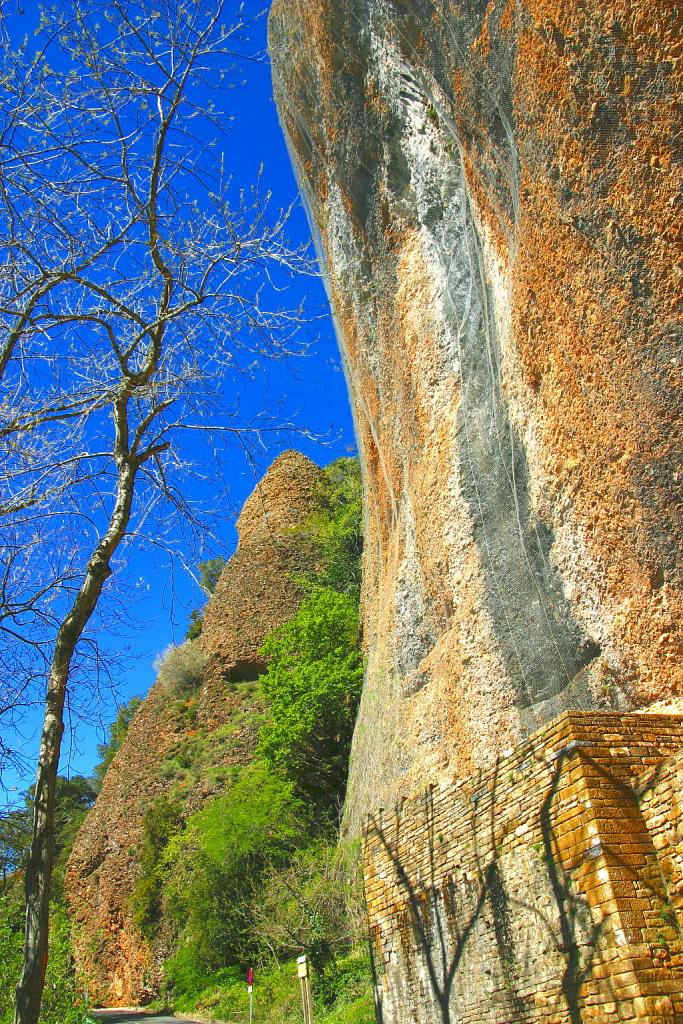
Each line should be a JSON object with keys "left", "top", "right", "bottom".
{"left": 639, "top": 748, "right": 683, "bottom": 944}
{"left": 363, "top": 712, "right": 683, "bottom": 1023}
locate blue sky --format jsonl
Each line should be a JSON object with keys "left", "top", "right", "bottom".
{"left": 1, "top": 3, "right": 356, "bottom": 800}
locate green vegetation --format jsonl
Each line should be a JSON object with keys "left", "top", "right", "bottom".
{"left": 0, "top": 811, "right": 31, "bottom": 889}
{"left": 75, "top": 457, "right": 370, "bottom": 1021}
{"left": 0, "top": 777, "right": 95, "bottom": 1023}
{"left": 259, "top": 588, "right": 364, "bottom": 817}
{"left": 131, "top": 794, "right": 182, "bottom": 939}
{"left": 1, "top": 777, "right": 97, "bottom": 902}
{"left": 168, "top": 950, "right": 375, "bottom": 1024}
{"left": 144, "top": 765, "right": 307, "bottom": 971}
{"left": 0, "top": 894, "right": 23, "bottom": 1024}
{"left": 140, "top": 758, "right": 374, "bottom": 1021}
{"left": 307, "top": 458, "right": 363, "bottom": 598}
{"left": 198, "top": 557, "right": 228, "bottom": 595}
{"left": 0, "top": 897, "right": 89, "bottom": 1024}
{"left": 146, "top": 687, "right": 265, "bottom": 793}
{"left": 252, "top": 839, "right": 367, "bottom": 980}
{"left": 156, "top": 641, "right": 206, "bottom": 698}
{"left": 185, "top": 557, "right": 227, "bottom": 640}
{"left": 50, "top": 778, "right": 98, "bottom": 905}
{"left": 93, "top": 697, "right": 143, "bottom": 790}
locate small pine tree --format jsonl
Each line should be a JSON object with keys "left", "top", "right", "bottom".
{"left": 93, "top": 697, "right": 143, "bottom": 789}
{"left": 198, "top": 557, "right": 227, "bottom": 595}
{"left": 184, "top": 557, "right": 227, "bottom": 640}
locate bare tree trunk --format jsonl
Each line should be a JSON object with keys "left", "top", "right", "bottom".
{"left": 14, "top": 460, "right": 137, "bottom": 1024}
{"left": 1, "top": 7, "right": 305, "bottom": 1019}
{"left": 14, "top": 662, "right": 68, "bottom": 1023}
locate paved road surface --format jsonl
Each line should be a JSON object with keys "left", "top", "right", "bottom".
{"left": 93, "top": 1011, "right": 202, "bottom": 1024}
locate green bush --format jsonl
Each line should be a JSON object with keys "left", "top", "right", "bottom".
{"left": 163, "top": 952, "right": 374, "bottom": 1024}
{"left": 163, "top": 943, "right": 228, "bottom": 1001}
{"left": 311, "top": 458, "right": 364, "bottom": 598}
{"left": 173, "top": 959, "right": 299, "bottom": 1022}
{"left": 259, "top": 587, "right": 364, "bottom": 817}
{"left": 251, "top": 841, "right": 365, "bottom": 978}
{"left": 161, "top": 764, "right": 308, "bottom": 992}
{"left": 131, "top": 794, "right": 182, "bottom": 938}
{"left": 160, "top": 951, "right": 374, "bottom": 1024}
{"left": 0, "top": 893, "right": 23, "bottom": 1024}
{"left": 316, "top": 948, "right": 373, "bottom": 1011}
{"left": 40, "top": 905, "right": 90, "bottom": 1024}
{"left": 321, "top": 992, "right": 376, "bottom": 1024}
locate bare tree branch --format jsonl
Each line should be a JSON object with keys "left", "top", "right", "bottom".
{"left": 0, "top": 4, "right": 323, "bottom": 1021}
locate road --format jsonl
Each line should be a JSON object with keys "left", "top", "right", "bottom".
{"left": 93, "top": 1012, "right": 203, "bottom": 1024}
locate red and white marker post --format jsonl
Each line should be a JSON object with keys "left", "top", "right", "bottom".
{"left": 247, "top": 966, "right": 254, "bottom": 1022}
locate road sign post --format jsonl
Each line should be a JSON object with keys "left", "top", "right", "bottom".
{"left": 247, "top": 966, "right": 254, "bottom": 1023}
{"left": 297, "top": 955, "right": 314, "bottom": 1024}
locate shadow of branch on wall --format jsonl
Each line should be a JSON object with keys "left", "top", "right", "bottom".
{"left": 366, "top": 791, "right": 491, "bottom": 1024}
{"left": 539, "top": 751, "right": 604, "bottom": 1024}
{"left": 363, "top": 752, "right": 630, "bottom": 1023}
{"left": 365, "top": 761, "right": 529, "bottom": 1023}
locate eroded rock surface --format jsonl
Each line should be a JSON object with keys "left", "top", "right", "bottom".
{"left": 269, "top": 0, "right": 682, "bottom": 832}
{"left": 199, "top": 450, "right": 323, "bottom": 725}
{"left": 66, "top": 451, "right": 323, "bottom": 1004}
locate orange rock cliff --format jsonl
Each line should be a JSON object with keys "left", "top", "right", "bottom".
{"left": 65, "top": 451, "right": 324, "bottom": 1005}
{"left": 268, "top": 0, "right": 682, "bottom": 834}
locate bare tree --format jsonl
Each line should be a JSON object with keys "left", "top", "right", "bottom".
{"left": 0, "top": 3, "right": 315, "bottom": 1021}
{"left": 252, "top": 842, "right": 367, "bottom": 970}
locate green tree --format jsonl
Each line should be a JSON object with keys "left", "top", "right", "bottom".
{"left": 0, "top": 812, "right": 31, "bottom": 893}
{"left": 251, "top": 841, "right": 362, "bottom": 975}
{"left": 47, "top": 777, "right": 97, "bottom": 902}
{"left": 185, "top": 610, "right": 204, "bottom": 643}
{"left": 258, "top": 589, "right": 364, "bottom": 818}
{"left": 1, "top": 778, "right": 95, "bottom": 900}
{"left": 307, "top": 458, "right": 363, "bottom": 598}
{"left": 93, "top": 698, "right": 143, "bottom": 790}
{"left": 162, "top": 764, "right": 307, "bottom": 988}
{"left": 1, "top": 896, "right": 88, "bottom": 1024}
{"left": 185, "top": 558, "right": 227, "bottom": 640}
{"left": 198, "top": 558, "right": 227, "bottom": 596}
{"left": 0, "top": 779, "right": 94, "bottom": 1023}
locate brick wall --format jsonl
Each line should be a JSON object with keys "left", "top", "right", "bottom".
{"left": 363, "top": 713, "right": 683, "bottom": 1023}
{"left": 639, "top": 749, "right": 683, "bottom": 953}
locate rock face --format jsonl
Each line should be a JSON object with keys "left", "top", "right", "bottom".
{"left": 66, "top": 451, "right": 323, "bottom": 1005}
{"left": 268, "top": 0, "right": 682, "bottom": 833}
{"left": 198, "top": 451, "right": 324, "bottom": 726}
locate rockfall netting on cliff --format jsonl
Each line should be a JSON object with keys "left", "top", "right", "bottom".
{"left": 268, "top": 0, "right": 682, "bottom": 832}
